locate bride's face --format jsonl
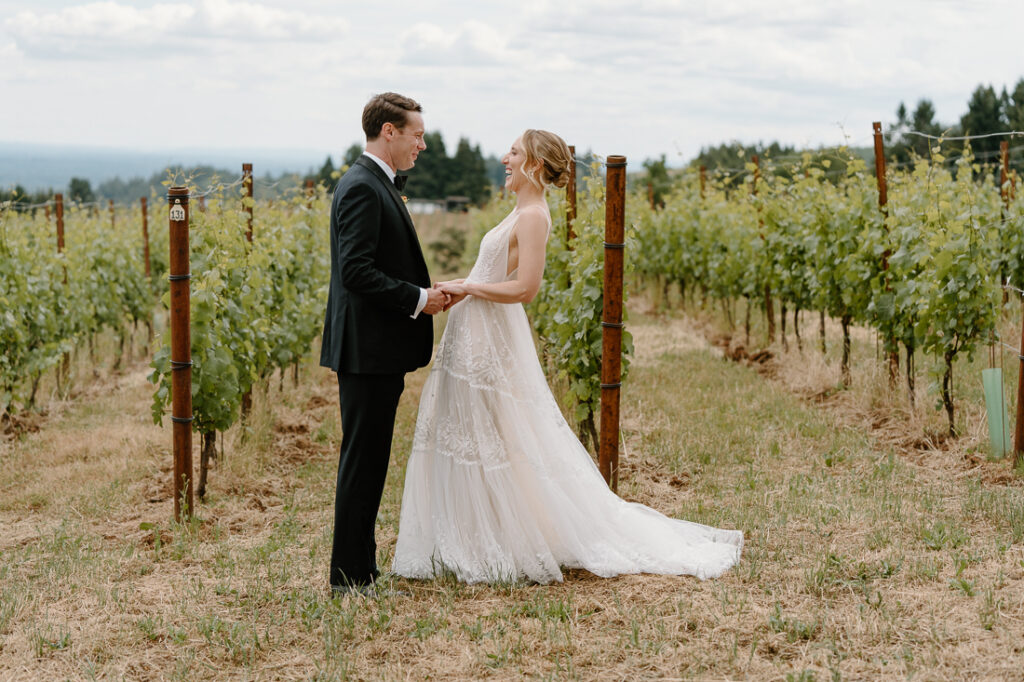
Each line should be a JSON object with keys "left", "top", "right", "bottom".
{"left": 502, "top": 137, "right": 534, "bottom": 193}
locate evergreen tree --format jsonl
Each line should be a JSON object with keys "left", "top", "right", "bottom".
{"left": 484, "top": 155, "right": 505, "bottom": 189}
{"left": 642, "top": 155, "right": 671, "bottom": 208}
{"left": 960, "top": 84, "right": 1008, "bottom": 158}
{"left": 406, "top": 131, "right": 448, "bottom": 199}
{"left": 0, "top": 185, "right": 30, "bottom": 211}
{"left": 886, "top": 99, "right": 945, "bottom": 165}
{"left": 1005, "top": 78, "right": 1024, "bottom": 132}
{"left": 315, "top": 156, "right": 336, "bottom": 190}
{"left": 342, "top": 143, "right": 363, "bottom": 170}
{"left": 447, "top": 137, "right": 490, "bottom": 205}
{"left": 68, "top": 177, "right": 95, "bottom": 204}
{"left": 690, "top": 141, "right": 797, "bottom": 187}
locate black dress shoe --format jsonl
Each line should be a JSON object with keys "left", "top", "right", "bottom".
{"left": 330, "top": 584, "right": 373, "bottom": 598}
{"left": 330, "top": 583, "right": 410, "bottom": 599}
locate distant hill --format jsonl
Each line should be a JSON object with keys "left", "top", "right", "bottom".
{"left": 0, "top": 141, "right": 334, "bottom": 194}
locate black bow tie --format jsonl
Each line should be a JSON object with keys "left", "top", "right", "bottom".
{"left": 393, "top": 175, "right": 408, "bottom": 191}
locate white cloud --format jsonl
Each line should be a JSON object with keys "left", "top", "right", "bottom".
{"left": 4, "top": 0, "right": 349, "bottom": 59}
{"left": 399, "top": 20, "right": 514, "bottom": 68}
{"left": 2, "top": 0, "right": 1024, "bottom": 167}
{"left": 192, "top": 0, "right": 347, "bottom": 41}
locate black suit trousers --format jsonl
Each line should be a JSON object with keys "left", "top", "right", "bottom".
{"left": 330, "top": 371, "right": 405, "bottom": 587}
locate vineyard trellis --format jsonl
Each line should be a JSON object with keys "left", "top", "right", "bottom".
{"left": 631, "top": 124, "right": 1024, "bottom": 443}
{"left": 1, "top": 191, "right": 161, "bottom": 415}
{"left": 6, "top": 122, "right": 1024, "bottom": 525}
{"left": 149, "top": 165, "right": 331, "bottom": 509}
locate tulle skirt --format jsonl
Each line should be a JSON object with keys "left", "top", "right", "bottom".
{"left": 392, "top": 296, "right": 743, "bottom": 584}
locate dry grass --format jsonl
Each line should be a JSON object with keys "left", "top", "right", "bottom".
{"left": 2, "top": 301, "right": 1024, "bottom": 680}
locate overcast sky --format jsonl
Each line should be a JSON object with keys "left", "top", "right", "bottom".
{"left": 3, "top": 0, "right": 1024, "bottom": 166}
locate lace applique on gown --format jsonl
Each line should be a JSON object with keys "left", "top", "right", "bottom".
{"left": 393, "top": 206, "right": 743, "bottom": 584}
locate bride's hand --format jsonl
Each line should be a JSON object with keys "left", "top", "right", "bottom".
{"left": 434, "top": 278, "right": 465, "bottom": 289}
{"left": 437, "top": 281, "right": 469, "bottom": 310}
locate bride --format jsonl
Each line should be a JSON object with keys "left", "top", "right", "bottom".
{"left": 392, "top": 130, "right": 743, "bottom": 584}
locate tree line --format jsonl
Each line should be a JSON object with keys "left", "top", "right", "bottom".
{"left": 1, "top": 131, "right": 501, "bottom": 211}
{"left": 674, "top": 77, "right": 1024, "bottom": 188}
{"left": 306, "top": 132, "right": 498, "bottom": 206}
{"left": 886, "top": 79, "right": 1024, "bottom": 166}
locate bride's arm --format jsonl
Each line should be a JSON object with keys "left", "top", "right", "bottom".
{"left": 443, "top": 211, "right": 548, "bottom": 304}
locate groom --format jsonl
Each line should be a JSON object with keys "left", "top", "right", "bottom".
{"left": 320, "top": 92, "right": 447, "bottom": 593}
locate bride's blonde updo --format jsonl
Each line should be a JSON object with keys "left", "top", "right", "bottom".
{"left": 521, "top": 129, "right": 572, "bottom": 189}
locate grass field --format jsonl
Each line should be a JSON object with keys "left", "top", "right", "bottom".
{"left": 2, "top": 300, "right": 1024, "bottom": 680}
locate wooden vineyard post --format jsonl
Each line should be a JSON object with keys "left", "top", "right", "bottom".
{"left": 55, "top": 193, "right": 65, "bottom": 279}
{"left": 752, "top": 155, "right": 775, "bottom": 344}
{"left": 566, "top": 145, "right": 577, "bottom": 248}
{"left": 141, "top": 197, "right": 151, "bottom": 278}
{"left": 699, "top": 165, "right": 706, "bottom": 199}
{"left": 109, "top": 199, "right": 115, "bottom": 230}
{"left": 1015, "top": 300, "right": 1024, "bottom": 471}
{"left": 55, "top": 193, "right": 69, "bottom": 391}
{"left": 1007, "top": 146, "right": 1024, "bottom": 470}
{"left": 167, "top": 186, "right": 194, "bottom": 522}
{"left": 240, "top": 163, "right": 254, "bottom": 418}
{"left": 1001, "top": 142, "right": 1011, "bottom": 303}
{"left": 600, "top": 155, "right": 626, "bottom": 492}
{"left": 242, "top": 162, "right": 254, "bottom": 243}
{"left": 873, "top": 121, "right": 899, "bottom": 388}
{"left": 1001, "top": 142, "right": 1010, "bottom": 207}
{"left": 305, "top": 178, "right": 315, "bottom": 209}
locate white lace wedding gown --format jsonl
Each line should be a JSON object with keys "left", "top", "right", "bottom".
{"left": 393, "top": 205, "right": 743, "bottom": 584}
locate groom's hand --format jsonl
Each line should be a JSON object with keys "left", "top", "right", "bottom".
{"left": 442, "top": 295, "right": 464, "bottom": 311}
{"left": 422, "top": 287, "right": 449, "bottom": 315}
{"left": 439, "top": 283, "right": 468, "bottom": 311}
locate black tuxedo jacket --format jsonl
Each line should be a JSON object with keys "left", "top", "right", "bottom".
{"left": 319, "top": 156, "right": 433, "bottom": 374}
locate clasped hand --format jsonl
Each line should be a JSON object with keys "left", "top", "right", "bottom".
{"left": 434, "top": 279, "right": 468, "bottom": 312}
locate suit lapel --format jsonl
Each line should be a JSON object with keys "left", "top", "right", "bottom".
{"left": 354, "top": 156, "right": 418, "bottom": 238}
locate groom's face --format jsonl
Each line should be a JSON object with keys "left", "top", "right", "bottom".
{"left": 389, "top": 112, "right": 427, "bottom": 172}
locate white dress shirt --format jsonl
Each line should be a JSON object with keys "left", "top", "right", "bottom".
{"left": 361, "top": 151, "right": 428, "bottom": 319}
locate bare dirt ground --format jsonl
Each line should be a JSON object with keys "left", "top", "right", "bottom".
{"left": 2, "top": 308, "right": 1023, "bottom": 680}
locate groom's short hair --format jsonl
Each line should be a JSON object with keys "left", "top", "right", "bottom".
{"left": 363, "top": 92, "right": 422, "bottom": 141}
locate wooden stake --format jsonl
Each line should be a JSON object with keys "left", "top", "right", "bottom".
{"left": 1015, "top": 300, "right": 1024, "bottom": 471}
{"left": 600, "top": 155, "right": 626, "bottom": 492}
{"left": 55, "top": 193, "right": 69, "bottom": 390}
{"left": 168, "top": 186, "right": 194, "bottom": 521}
{"left": 240, "top": 163, "right": 254, "bottom": 418}
{"left": 874, "top": 121, "right": 899, "bottom": 387}
{"left": 1001, "top": 142, "right": 1011, "bottom": 304}
{"left": 55, "top": 194, "right": 65, "bottom": 253}
{"left": 1001, "top": 141, "right": 1011, "bottom": 210}
{"left": 243, "top": 163, "right": 253, "bottom": 243}
{"left": 752, "top": 155, "right": 775, "bottom": 343}
{"left": 55, "top": 194, "right": 66, "bottom": 284}
{"left": 566, "top": 145, "right": 577, "bottom": 248}
{"left": 141, "top": 197, "right": 151, "bottom": 279}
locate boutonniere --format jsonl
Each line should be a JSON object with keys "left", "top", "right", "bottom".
{"left": 401, "top": 195, "right": 408, "bottom": 204}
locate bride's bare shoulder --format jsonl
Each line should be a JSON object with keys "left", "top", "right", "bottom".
{"left": 512, "top": 204, "right": 550, "bottom": 236}
{"left": 515, "top": 203, "right": 551, "bottom": 227}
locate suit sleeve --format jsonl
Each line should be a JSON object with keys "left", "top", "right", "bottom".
{"left": 335, "top": 181, "right": 422, "bottom": 314}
